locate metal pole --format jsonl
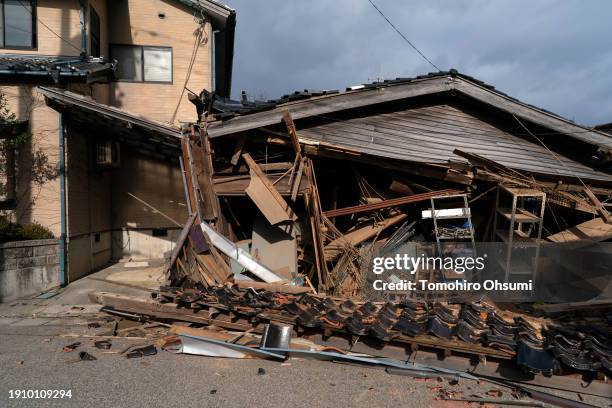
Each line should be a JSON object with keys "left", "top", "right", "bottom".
{"left": 59, "top": 113, "right": 67, "bottom": 286}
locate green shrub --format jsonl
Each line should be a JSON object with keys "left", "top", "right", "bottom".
{"left": 19, "top": 222, "right": 54, "bottom": 240}
{"left": 0, "top": 215, "right": 54, "bottom": 243}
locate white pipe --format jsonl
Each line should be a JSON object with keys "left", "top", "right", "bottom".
{"left": 200, "top": 222, "right": 284, "bottom": 283}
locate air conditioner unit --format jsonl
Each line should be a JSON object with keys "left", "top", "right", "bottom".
{"left": 96, "top": 140, "right": 120, "bottom": 167}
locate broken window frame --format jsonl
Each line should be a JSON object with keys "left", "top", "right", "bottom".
{"left": 110, "top": 44, "right": 173, "bottom": 84}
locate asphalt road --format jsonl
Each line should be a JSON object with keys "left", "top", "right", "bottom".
{"left": 0, "top": 316, "right": 610, "bottom": 408}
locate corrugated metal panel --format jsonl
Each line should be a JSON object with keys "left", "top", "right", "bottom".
{"left": 299, "top": 105, "right": 612, "bottom": 183}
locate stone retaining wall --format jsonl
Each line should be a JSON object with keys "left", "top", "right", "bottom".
{"left": 0, "top": 239, "right": 61, "bottom": 303}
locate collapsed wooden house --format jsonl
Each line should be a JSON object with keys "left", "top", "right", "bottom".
{"left": 42, "top": 70, "right": 612, "bottom": 380}
{"left": 161, "top": 69, "right": 612, "bottom": 297}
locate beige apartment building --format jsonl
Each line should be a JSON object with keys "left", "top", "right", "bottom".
{"left": 0, "top": 0, "right": 235, "bottom": 281}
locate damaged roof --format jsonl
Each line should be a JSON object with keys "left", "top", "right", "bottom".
{"left": 37, "top": 87, "right": 180, "bottom": 139}
{"left": 595, "top": 122, "right": 612, "bottom": 135}
{"left": 0, "top": 55, "right": 115, "bottom": 83}
{"left": 298, "top": 104, "right": 612, "bottom": 183}
{"left": 204, "top": 70, "right": 612, "bottom": 152}
{"left": 38, "top": 87, "right": 181, "bottom": 160}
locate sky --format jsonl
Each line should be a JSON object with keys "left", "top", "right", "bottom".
{"left": 227, "top": 0, "right": 612, "bottom": 126}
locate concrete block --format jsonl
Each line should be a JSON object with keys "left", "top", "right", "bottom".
{"left": 46, "top": 254, "right": 59, "bottom": 265}
{"left": 0, "top": 239, "right": 59, "bottom": 249}
{"left": 17, "top": 256, "right": 47, "bottom": 268}
{"left": 34, "top": 245, "right": 58, "bottom": 256}
{"left": 2, "top": 258, "right": 17, "bottom": 270}
{"left": 3, "top": 247, "right": 34, "bottom": 258}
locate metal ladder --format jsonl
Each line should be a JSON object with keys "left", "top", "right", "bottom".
{"left": 430, "top": 194, "right": 476, "bottom": 255}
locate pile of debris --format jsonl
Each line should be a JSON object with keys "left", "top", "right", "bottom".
{"left": 91, "top": 72, "right": 612, "bottom": 405}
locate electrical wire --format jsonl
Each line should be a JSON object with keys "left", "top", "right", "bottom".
{"left": 366, "top": 0, "right": 440, "bottom": 71}
{"left": 16, "top": 0, "right": 82, "bottom": 53}
{"left": 170, "top": 11, "right": 209, "bottom": 124}
{"left": 513, "top": 115, "right": 590, "bottom": 190}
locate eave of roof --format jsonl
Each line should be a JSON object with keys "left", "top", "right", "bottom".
{"left": 205, "top": 70, "right": 612, "bottom": 152}
{"left": 0, "top": 55, "right": 115, "bottom": 84}
{"left": 177, "top": 0, "right": 234, "bottom": 20}
{"left": 37, "top": 87, "right": 181, "bottom": 139}
{"left": 595, "top": 122, "right": 612, "bottom": 134}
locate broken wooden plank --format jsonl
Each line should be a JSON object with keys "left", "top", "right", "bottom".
{"left": 583, "top": 187, "right": 612, "bottom": 224}
{"left": 164, "top": 212, "right": 197, "bottom": 278}
{"left": 324, "top": 212, "right": 408, "bottom": 260}
{"left": 242, "top": 152, "right": 297, "bottom": 224}
{"left": 191, "top": 134, "right": 218, "bottom": 221}
{"left": 323, "top": 189, "right": 461, "bottom": 218}
{"left": 180, "top": 137, "right": 198, "bottom": 214}
{"left": 303, "top": 159, "right": 329, "bottom": 289}
{"left": 291, "top": 157, "right": 306, "bottom": 202}
{"left": 216, "top": 162, "right": 294, "bottom": 175}
{"left": 89, "top": 292, "right": 256, "bottom": 331}
{"left": 460, "top": 149, "right": 600, "bottom": 215}
{"left": 282, "top": 110, "right": 302, "bottom": 156}
{"left": 546, "top": 217, "right": 612, "bottom": 243}
{"left": 234, "top": 280, "right": 313, "bottom": 294}
{"left": 230, "top": 134, "right": 247, "bottom": 166}
{"left": 533, "top": 299, "right": 612, "bottom": 314}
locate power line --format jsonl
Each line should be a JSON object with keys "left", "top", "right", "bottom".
{"left": 170, "top": 12, "right": 208, "bottom": 124}
{"left": 16, "top": 0, "right": 82, "bottom": 53}
{"left": 513, "top": 114, "right": 590, "bottom": 189}
{"left": 366, "top": 0, "right": 441, "bottom": 71}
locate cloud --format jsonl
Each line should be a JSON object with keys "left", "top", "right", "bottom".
{"left": 228, "top": 0, "right": 612, "bottom": 125}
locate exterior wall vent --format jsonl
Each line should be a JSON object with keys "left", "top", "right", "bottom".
{"left": 96, "top": 140, "right": 120, "bottom": 167}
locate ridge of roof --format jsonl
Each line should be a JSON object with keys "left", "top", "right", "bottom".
{"left": 204, "top": 69, "right": 612, "bottom": 152}
{"left": 220, "top": 69, "right": 566, "bottom": 121}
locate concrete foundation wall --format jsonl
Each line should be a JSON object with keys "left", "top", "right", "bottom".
{"left": 0, "top": 239, "right": 60, "bottom": 303}
{"left": 111, "top": 228, "right": 181, "bottom": 260}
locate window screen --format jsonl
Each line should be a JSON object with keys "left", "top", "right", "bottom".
{"left": 143, "top": 47, "right": 172, "bottom": 82}
{"left": 2, "top": 0, "right": 35, "bottom": 48}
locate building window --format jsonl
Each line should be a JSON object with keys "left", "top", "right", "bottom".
{"left": 110, "top": 45, "right": 172, "bottom": 83}
{"left": 0, "top": 0, "right": 37, "bottom": 49}
{"left": 90, "top": 6, "right": 100, "bottom": 58}
{"left": 0, "top": 134, "right": 17, "bottom": 209}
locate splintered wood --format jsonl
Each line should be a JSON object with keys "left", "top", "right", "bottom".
{"left": 164, "top": 108, "right": 611, "bottom": 299}
{"left": 243, "top": 152, "right": 297, "bottom": 225}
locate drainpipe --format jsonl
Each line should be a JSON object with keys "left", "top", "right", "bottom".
{"left": 211, "top": 29, "right": 218, "bottom": 92}
{"left": 59, "top": 113, "right": 68, "bottom": 287}
{"left": 79, "top": 0, "right": 87, "bottom": 58}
